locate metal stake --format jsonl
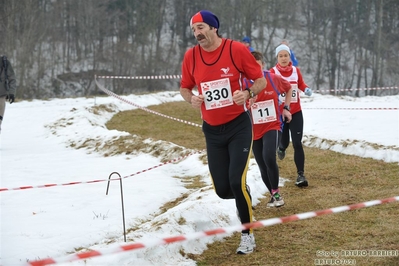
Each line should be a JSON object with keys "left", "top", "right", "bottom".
{"left": 106, "top": 172, "right": 126, "bottom": 242}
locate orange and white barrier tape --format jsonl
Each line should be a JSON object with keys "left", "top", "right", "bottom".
{"left": 97, "top": 75, "right": 182, "bottom": 80}
{"left": 0, "top": 151, "right": 203, "bottom": 192}
{"left": 303, "top": 107, "right": 398, "bottom": 110}
{"left": 26, "top": 196, "right": 399, "bottom": 266}
{"left": 317, "top": 86, "right": 398, "bottom": 92}
{"left": 94, "top": 76, "right": 202, "bottom": 128}
{"left": 95, "top": 75, "right": 398, "bottom": 93}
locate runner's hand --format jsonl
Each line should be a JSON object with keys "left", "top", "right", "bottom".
{"left": 232, "top": 90, "right": 247, "bottom": 105}
{"left": 191, "top": 94, "right": 204, "bottom": 109}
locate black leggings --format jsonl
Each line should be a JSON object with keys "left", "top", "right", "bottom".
{"left": 252, "top": 130, "right": 280, "bottom": 193}
{"left": 279, "top": 111, "right": 305, "bottom": 174}
{"left": 202, "top": 111, "right": 253, "bottom": 232}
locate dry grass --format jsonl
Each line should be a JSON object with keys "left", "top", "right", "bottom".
{"left": 107, "top": 101, "right": 399, "bottom": 266}
{"left": 194, "top": 146, "right": 399, "bottom": 266}
{"left": 106, "top": 101, "right": 206, "bottom": 150}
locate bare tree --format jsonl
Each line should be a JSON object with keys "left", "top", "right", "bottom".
{"left": 2, "top": 0, "right": 398, "bottom": 99}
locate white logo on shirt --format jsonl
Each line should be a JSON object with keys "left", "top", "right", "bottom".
{"left": 221, "top": 67, "right": 230, "bottom": 74}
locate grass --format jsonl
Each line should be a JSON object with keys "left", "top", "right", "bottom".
{"left": 107, "top": 101, "right": 206, "bottom": 150}
{"left": 106, "top": 101, "right": 399, "bottom": 266}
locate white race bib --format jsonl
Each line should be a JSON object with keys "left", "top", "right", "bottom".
{"left": 251, "top": 99, "right": 277, "bottom": 124}
{"left": 201, "top": 78, "right": 233, "bottom": 110}
{"left": 278, "top": 84, "right": 298, "bottom": 104}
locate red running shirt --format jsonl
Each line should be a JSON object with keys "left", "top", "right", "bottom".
{"left": 245, "top": 71, "right": 292, "bottom": 140}
{"left": 270, "top": 66, "right": 308, "bottom": 115}
{"left": 181, "top": 38, "right": 263, "bottom": 126}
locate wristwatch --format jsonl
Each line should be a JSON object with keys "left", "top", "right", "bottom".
{"left": 283, "top": 105, "right": 290, "bottom": 111}
{"left": 245, "top": 88, "right": 255, "bottom": 98}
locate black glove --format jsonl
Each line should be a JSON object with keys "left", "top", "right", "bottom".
{"left": 6, "top": 94, "right": 15, "bottom": 104}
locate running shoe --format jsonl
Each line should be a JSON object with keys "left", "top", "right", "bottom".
{"left": 267, "top": 192, "right": 285, "bottom": 207}
{"left": 295, "top": 172, "right": 308, "bottom": 187}
{"left": 277, "top": 148, "right": 286, "bottom": 160}
{"left": 236, "top": 233, "right": 256, "bottom": 254}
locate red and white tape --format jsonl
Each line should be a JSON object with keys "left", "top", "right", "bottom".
{"left": 97, "top": 75, "right": 182, "bottom": 80}
{"left": 0, "top": 150, "right": 204, "bottom": 192}
{"left": 95, "top": 75, "right": 397, "bottom": 93}
{"left": 303, "top": 107, "right": 398, "bottom": 110}
{"left": 317, "top": 86, "right": 398, "bottom": 92}
{"left": 26, "top": 196, "right": 399, "bottom": 266}
{"left": 7, "top": 81, "right": 389, "bottom": 193}
{"left": 95, "top": 76, "right": 398, "bottom": 124}
{"left": 94, "top": 77, "right": 202, "bottom": 128}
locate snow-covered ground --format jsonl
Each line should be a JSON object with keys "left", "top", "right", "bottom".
{"left": 1, "top": 91, "right": 398, "bottom": 265}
